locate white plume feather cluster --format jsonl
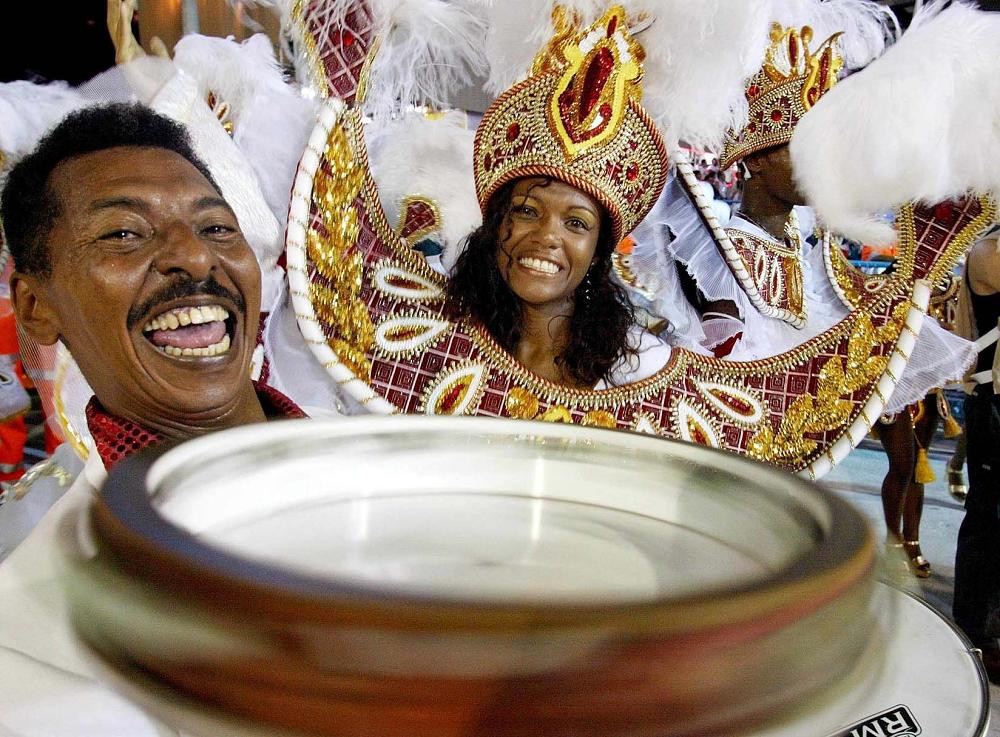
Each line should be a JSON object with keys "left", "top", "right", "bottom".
{"left": 479, "top": 0, "right": 591, "bottom": 96}
{"left": 0, "top": 82, "right": 85, "bottom": 164}
{"left": 767, "top": 0, "right": 899, "bottom": 69}
{"left": 174, "top": 34, "right": 318, "bottom": 235}
{"left": 790, "top": 1, "right": 1000, "bottom": 245}
{"left": 173, "top": 34, "right": 291, "bottom": 130}
{"left": 367, "top": 111, "right": 480, "bottom": 272}
{"left": 632, "top": 0, "right": 773, "bottom": 149}
{"left": 281, "top": 0, "right": 487, "bottom": 118}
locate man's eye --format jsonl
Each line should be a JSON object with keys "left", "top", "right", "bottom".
{"left": 100, "top": 229, "right": 140, "bottom": 240}
{"left": 202, "top": 224, "right": 236, "bottom": 236}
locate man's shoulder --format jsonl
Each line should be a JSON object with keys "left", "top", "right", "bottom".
{"left": 969, "top": 234, "right": 1000, "bottom": 295}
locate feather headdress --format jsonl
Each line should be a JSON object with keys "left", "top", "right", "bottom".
{"left": 479, "top": 0, "right": 771, "bottom": 149}
{"left": 721, "top": 0, "right": 898, "bottom": 167}
{"left": 790, "top": 1, "right": 1000, "bottom": 244}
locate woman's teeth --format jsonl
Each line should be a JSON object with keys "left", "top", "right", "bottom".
{"left": 518, "top": 257, "right": 560, "bottom": 274}
{"left": 142, "top": 305, "right": 229, "bottom": 332}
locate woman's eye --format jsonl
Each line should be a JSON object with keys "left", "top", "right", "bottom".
{"left": 567, "top": 218, "right": 589, "bottom": 231}
{"left": 512, "top": 205, "right": 537, "bottom": 217}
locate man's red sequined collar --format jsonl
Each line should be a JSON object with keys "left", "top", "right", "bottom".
{"left": 85, "top": 382, "right": 306, "bottom": 469}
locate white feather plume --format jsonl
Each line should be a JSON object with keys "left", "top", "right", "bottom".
{"left": 0, "top": 82, "right": 86, "bottom": 164}
{"left": 280, "top": 0, "right": 487, "bottom": 118}
{"left": 632, "top": 0, "right": 773, "bottom": 149}
{"left": 790, "top": 1, "right": 1000, "bottom": 245}
{"left": 479, "top": 0, "right": 589, "bottom": 96}
{"left": 367, "top": 111, "right": 480, "bottom": 272}
{"left": 173, "top": 34, "right": 318, "bottom": 235}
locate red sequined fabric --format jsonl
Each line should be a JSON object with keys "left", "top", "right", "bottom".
{"left": 86, "top": 399, "right": 162, "bottom": 470}
{"left": 86, "top": 383, "right": 306, "bottom": 470}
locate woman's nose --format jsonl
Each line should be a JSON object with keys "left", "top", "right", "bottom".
{"left": 537, "top": 216, "right": 561, "bottom": 246}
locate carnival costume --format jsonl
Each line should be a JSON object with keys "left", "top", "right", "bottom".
{"left": 283, "top": 0, "right": 995, "bottom": 479}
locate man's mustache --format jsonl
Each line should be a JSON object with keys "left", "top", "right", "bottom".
{"left": 127, "top": 276, "right": 246, "bottom": 331}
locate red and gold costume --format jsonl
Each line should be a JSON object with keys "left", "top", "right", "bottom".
{"left": 284, "top": 4, "right": 995, "bottom": 479}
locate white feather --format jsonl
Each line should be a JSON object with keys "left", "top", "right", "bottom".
{"left": 478, "top": 0, "right": 771, "bottom": 149}
{"left": 790, "top": 1, "right": 1000, "bottom": 245}
{"left": 633, "top": 0, "right": 773, "bottom": 149}
{"left": 0, "top": 82, "right": 86, "bottom": 163}
{"left": 172, "top": 34, "right": 319, "bottom": 236}
{"left": 366, "top": 111, "right": 479, "bottom": 271}
{"left": 479, "top": 0, "right": 595, "bottom": 96}
{"left": 280, "top": 0, "right": 487, "bottom": 118}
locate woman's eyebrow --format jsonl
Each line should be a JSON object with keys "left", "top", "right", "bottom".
{"left": 568, "top": 203, "right": 598, "bottom": 219}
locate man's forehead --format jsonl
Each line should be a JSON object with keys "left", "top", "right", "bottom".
{"left": 50, "top": 146, "right": 218, "bottom": 205}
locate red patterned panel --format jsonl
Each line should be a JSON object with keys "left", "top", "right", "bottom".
{"left": 301, "top": 1, "right": 376, "bottom": 104}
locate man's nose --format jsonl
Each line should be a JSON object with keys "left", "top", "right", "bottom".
{"left": 152, "top": 223, "right": 216, "bottom": 281}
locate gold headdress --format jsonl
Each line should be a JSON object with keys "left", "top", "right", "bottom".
{"left": 473, "top": 6, "right": 668, "bottom": 243}
{"left": 721, "top": 23, "right": 843, "bottom": 169}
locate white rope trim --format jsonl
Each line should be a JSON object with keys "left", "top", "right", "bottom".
{"left": 673, "top": 151, "right": 806, "bottom": 329}
{"left": 800, "top": 280, "right": 931, "bottom": 479}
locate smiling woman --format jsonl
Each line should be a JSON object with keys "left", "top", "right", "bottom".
{"left": 443, "top": 6, "right": 671, "bottom": 391}
{"left": 447, "top": 176, "right": 653, "bottom": 389}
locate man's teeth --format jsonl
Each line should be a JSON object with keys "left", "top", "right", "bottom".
{"left": 518, "top": 257, "right": 560, "bottom": 274}
{"left": 160, "top": 334, "right": 231, "bottom": 358}
{"left": 142, "top": 305, "right": 230, "bottom": 333}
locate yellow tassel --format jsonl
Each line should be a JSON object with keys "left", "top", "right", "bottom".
{"left": 942, "top": 412, "right": 963, "bottom": 439}
{"left": 915, "top": 448, "right": 936, "bottom": 484}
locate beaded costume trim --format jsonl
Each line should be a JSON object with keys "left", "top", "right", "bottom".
{"left": 675, "top": 158, "right": 807, "bottom": 328}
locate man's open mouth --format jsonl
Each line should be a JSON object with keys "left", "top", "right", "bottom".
{"left": 141, "top": 304, "right": 234, "bottom": 358}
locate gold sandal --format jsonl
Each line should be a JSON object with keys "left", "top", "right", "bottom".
{"left": 902, "top": 540, "right": 931, "bottom": 578}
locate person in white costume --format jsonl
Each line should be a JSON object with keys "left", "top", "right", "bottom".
{"left": 626, "top": 1, "right": 978, "bottom": 417}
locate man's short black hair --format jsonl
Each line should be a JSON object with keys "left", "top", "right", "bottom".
{"left": 1, "top": 102, "right": 220, "bottom": 277}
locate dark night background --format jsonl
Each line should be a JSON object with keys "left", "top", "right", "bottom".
{"left": 1, "top": 1, "right": 998, "bottom": 85}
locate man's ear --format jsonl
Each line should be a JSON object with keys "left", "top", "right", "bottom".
{"left": 743, "top": 152, "right": 766, "bottom": 176}
{"left": 10, "top": 273, "right": 62, "bottom": 346}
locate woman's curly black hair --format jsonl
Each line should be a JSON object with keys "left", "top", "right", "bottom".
{"left": 446, "top": 178, "right": 637, "bottom": 387}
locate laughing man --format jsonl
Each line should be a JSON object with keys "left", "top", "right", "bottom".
{"left": 0, "top": 102, "right": 305, "bottom": 737}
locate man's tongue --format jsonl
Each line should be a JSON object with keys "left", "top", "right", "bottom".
{"left": 148, "top": 321, "right": 227, "bottom": 349}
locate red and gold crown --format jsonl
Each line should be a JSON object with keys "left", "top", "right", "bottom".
{"left": 473, "top": 6, "right": 668, "bottom": 243}
{"left": 721, "top": 23, "right": 844, "bottom": 169}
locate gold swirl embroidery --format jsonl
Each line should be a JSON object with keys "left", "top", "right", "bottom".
{"left": 748, "top": 304, "right": 906, "bottom": 465}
